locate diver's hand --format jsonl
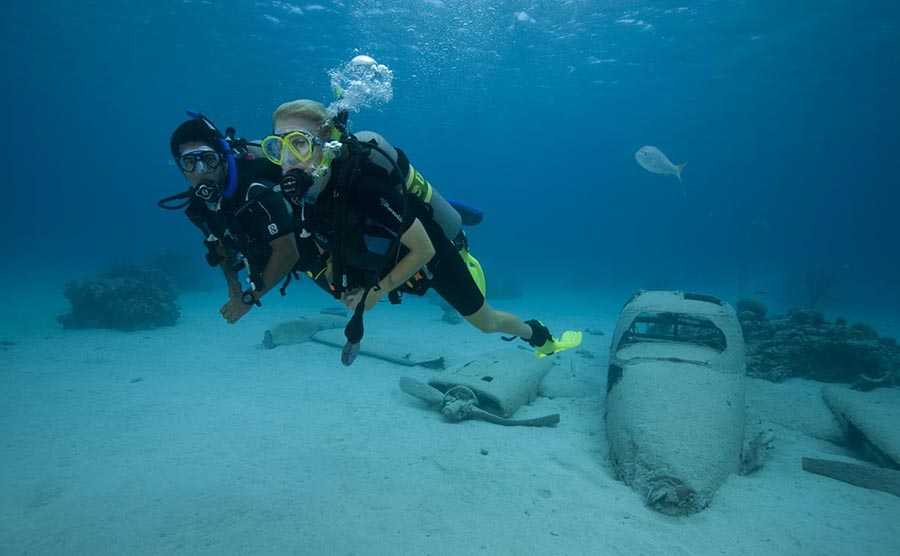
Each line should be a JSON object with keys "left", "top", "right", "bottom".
{"left": 220, "top": 296, "right": 252, "bottom": 324}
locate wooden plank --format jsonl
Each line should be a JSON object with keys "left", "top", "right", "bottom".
{"left": 801, "top": 457, "right": 900, "bottom": 497}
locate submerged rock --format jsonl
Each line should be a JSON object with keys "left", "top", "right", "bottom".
{"left": 736, "top": 298, "right": 768, "bottom": 321}
{"left": 738, "top": 307, "right": 899, "bottom": 388}
{"left": 58, "top": 266, "right": 180, "bottom": 331}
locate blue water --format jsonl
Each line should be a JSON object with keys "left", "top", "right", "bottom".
{"left": 4, "top": 2, "right": 900, "bottom": 553}
{"left": 5, "top": 1, "right": 900, "bottom": 312}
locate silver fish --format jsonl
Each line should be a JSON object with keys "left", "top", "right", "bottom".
{"left": 635, "top": 145, "right": 686, "bottom": 182}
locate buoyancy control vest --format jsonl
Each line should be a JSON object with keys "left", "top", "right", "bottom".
{"left": 296, "top": 130, "right": 466, "bottom": 294}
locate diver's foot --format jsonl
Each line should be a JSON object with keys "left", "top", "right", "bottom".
{"left": 525, "top": 319, "right": 583, "bottom": 357}
{"left": 525, "top": 319, "right": 552, "bottom": 348}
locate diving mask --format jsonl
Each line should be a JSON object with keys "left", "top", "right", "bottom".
{"left": 178, "top": 149, "right": 222, "bottom": 173}
{"left": 261, "top": 130, "right": 325, "bottom": 165}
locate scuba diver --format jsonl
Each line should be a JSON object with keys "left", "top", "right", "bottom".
{"left": 260, "top": 99, "right": 582, "bottom": 363}
{"left": 159, "top": 112, "right": 306, "bottom": 324}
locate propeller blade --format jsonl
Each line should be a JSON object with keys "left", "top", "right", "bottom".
{"left": 470, "top": 407, "right": 560, "bottom": 427}
{"left": 399, "top": 377, "right": 444, "bottom": 406}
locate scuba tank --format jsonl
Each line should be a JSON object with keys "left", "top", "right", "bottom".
{"left": 352, "top": 130, "right": 464, "bottom": 242}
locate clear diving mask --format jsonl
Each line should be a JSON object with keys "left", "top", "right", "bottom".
{"left": 177, "top": 149, "right": 223, "bottom": 174}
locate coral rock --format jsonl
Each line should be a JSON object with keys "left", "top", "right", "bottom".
{"left": 58, "top": 266, "right": 180, "bottom": 331}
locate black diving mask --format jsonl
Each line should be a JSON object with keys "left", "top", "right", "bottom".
{"left": 178, "top": 150, "right": 223, "bottom": 173}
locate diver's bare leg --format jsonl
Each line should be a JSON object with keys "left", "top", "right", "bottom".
{"left": 463, "top": 302, "right": 533, "bottom": 338}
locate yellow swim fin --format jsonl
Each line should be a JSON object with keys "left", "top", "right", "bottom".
{"left": 535, "top": 330, "right": 583, "bottom": 358}
{"left": 509, "top": 320, "right": 583, "bottom": 357}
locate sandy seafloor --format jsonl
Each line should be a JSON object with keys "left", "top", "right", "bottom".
{"left": 2, "top": 278, "right": 899, "bottom": 556}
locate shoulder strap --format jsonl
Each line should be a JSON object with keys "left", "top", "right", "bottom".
{"left": 329, "top": 137, "right": 367, "bottom": 296}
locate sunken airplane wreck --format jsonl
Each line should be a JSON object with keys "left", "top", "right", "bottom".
{"left": 606, "top": 291, "right": 750, "bottom": 515}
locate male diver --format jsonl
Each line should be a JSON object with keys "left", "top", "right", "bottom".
{"left": 260, "top": 99, "right": 582, "bottom": 359}
{"left": 159, "top": 113, "right": 302, "bottom": 324}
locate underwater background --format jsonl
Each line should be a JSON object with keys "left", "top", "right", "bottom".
{"left": 4, "top": 3, "right": 900, "bottom": 554}
{"left": 6, "top": 0, "right": 900, "bottom": 317}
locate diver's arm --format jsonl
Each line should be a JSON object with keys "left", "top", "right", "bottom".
{"left": 376, "top": 218, "right": 436, "bottom": 293}
{"left": 246, "top": 234, "right": 300, "bottom": 302}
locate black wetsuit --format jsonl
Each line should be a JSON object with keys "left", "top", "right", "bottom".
{"left": 185, "top": 156, "right": 293, "bottom": 287}
{"left": 297, "top": 147, "right": 485, "bottom": 316}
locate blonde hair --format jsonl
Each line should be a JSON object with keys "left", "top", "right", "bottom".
{"left": 272, "top": 99, "right": 332, "bottom": 134}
